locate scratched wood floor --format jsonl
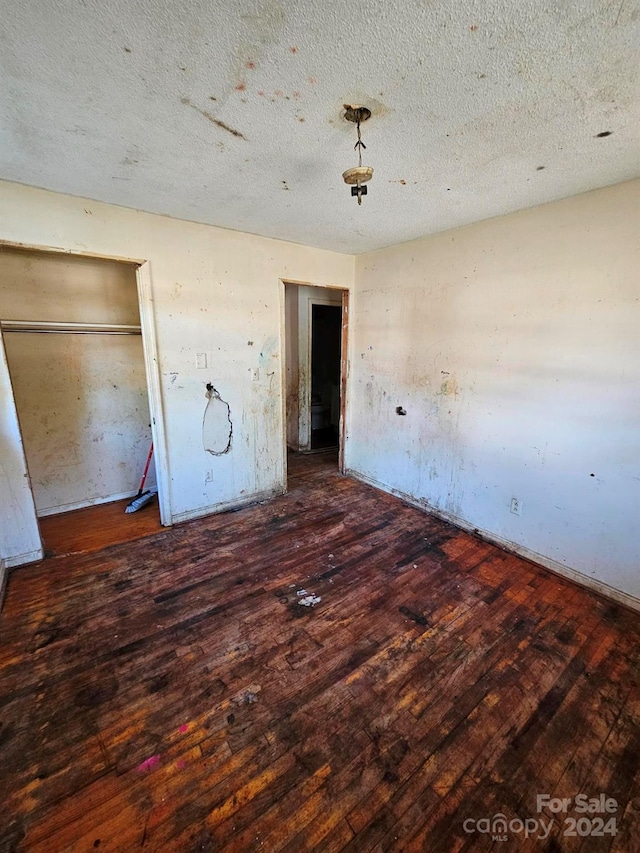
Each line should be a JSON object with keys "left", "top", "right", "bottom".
{"left": 1, "top": 452, "right": 640, "bottom": 852}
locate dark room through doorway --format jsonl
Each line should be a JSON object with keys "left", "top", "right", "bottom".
{"left": 310, "top": 303, "right": 342, "bottom": 450}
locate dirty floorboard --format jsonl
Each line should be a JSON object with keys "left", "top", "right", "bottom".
{"left": 1, "top": 452, "right": 639, "bottom": 852}
{"left": 38, "top": 495, "right": 162, "bottom": 559}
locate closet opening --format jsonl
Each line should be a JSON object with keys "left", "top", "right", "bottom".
{"left": 0, "top": 245, "right": 164, "bottom": 557}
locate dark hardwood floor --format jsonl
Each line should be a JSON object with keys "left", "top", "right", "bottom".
{"left": 1, "top": 452, "right": 639, "bottom": 852}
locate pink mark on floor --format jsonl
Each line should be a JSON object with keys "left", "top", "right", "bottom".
{"left": 136, "top": 754, "right": 161, "bottom": 773}
{"left": 179, "top": 724, "right": 189, "bottom": 733}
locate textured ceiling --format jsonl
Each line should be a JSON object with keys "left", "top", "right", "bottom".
{"left": 2, "top": 0, "right": 639, "bottom": 253}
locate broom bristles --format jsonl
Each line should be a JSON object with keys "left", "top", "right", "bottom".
{"left": 125, "top": 489, "right": 157, "bottom": 513}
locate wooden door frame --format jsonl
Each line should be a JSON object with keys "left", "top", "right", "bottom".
{"left": 338, "top": 289, "right": 349, "bottom": 474}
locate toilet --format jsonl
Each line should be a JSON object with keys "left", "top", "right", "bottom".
{"left": 311, "top": 401, "right": 328, "bottom": 430}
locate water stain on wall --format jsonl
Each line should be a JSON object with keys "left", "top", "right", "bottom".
{"left": 438, "top": 376, "right": 459, "bottom": 398}
{"left": 203, "top": 384, "right": 232, "bottom": 455}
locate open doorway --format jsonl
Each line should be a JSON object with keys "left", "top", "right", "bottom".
{"left": 283, "top": 282, "right": 348, "bottom": 483}
{"left": 310, "top": 303, "right": 342, "bottom": 450}
{"left": 0, "top": 246, "right": 164, "bottom": 557}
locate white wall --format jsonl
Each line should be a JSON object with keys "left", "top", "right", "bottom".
{"left": 349, "top": 180, "right": 640, "bottom": 604}
{"left": 0, "top": 248, "right": 154, "bottom": 515}
{"left": 0, "top": 180, "right": 354, "bottom": 549}
{"left": 0, "top": 332, "right": 42, "bottom": 571}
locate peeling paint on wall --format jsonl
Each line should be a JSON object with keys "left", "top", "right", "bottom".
{"left": 203, "top": 383, "right": 232, "bottom": 455}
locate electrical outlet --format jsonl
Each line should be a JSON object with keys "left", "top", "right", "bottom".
{"left": 510, "top": 497, "right": 522, "bottom": 515}
{"left": 196, "top": 353, "right": 207, "bottom": 369}
{"left": 250, "top": 367, "right": 259, "bottom": 382}
{"left": 205, "top": 469, "right": 213, "bottom": 484}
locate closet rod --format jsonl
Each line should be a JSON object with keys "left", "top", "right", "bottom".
{"left": 1, "top": 320, "right": 142, "bottom": 336}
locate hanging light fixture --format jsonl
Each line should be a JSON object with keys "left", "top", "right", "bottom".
{"left": 342, "top": 105, "right": 373, "bottom": 205}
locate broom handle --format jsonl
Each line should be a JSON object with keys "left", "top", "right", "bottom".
{"left": 137, "top": 442, "right": 154, "bottom": 495}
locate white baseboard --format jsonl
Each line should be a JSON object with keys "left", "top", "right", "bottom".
{"left": 37, "top": 490, "right": 139, "bottom": 517}
{"left": 2, "top": 547, "right": 44, "bottom": 570}
{"left": 347, "top": 468, "right": 640, "bottom": 615}
{"left": 171, "top": 485, "right": 285, "bottom": 525}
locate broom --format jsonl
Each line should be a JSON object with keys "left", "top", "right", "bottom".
{"left": 125, "top": 442, "right": 156, "bottom": 513}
